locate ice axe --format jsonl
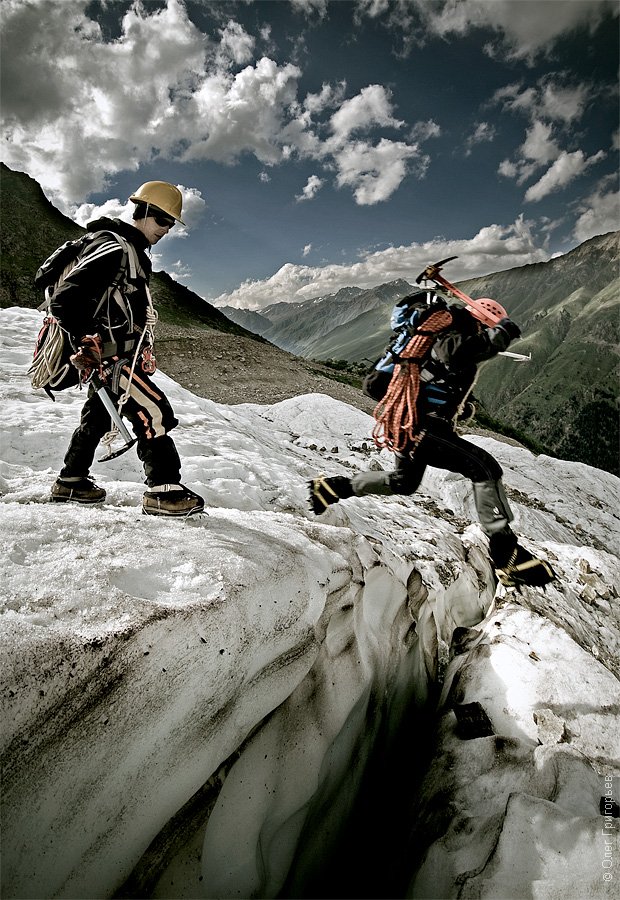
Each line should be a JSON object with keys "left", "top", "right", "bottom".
{"left": 415, "top": 256, "right": 479, "bottom": 306}
{"left": 88, "top": 371, "right": 138, "bottom": 461}
{"left": 415, "top": 256, "right": 530, "bottom": 362}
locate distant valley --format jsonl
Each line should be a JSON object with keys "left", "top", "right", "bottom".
{"left": 1, "top": 161, "right": 617, "bottom": 476}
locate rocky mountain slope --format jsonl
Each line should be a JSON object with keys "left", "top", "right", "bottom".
{"left": 220, "top": 281, "right": 413, "bottom": 358}
{"left": 460, "top": 237, "right": 619, "bottom": 476}
{"left": 3, "top": 162, "right": 616, "bottom": 474}
{"left": 0, "top": 163, "right": 375, "bottom": 414}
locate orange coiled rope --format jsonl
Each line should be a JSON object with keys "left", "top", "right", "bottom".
{"left": 372, "top": 309, "right": 453, "bottom": 452}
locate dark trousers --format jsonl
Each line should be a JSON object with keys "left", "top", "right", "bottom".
{"left": 60, "top": 367, "right": 181, "bottom": 487}
{"left": 351, "top": 417, "right": 513, "bottom": 537}
{"left": 390, "top": 418, "right": 503, "bottom": 492}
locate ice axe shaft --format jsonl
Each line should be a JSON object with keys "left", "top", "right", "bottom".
{"left": 88, "top": 372, "right": 137, "bottom": 461}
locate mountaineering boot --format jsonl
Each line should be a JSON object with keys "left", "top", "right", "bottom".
{"left": 495, "top": 546, "right": 556, "bottom": 588}
{"left": 142, "top": 484, "right": 204, "bottom": 517}
{"left": 309, "top": 475, "right": 353, "bottom": 515}
{"left": 51, "top": 476, "right": 106, "bottom": 504}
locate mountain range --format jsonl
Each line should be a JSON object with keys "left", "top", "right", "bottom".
{"left": 1, "top": 161, "right": 617, "bottom": 475}
{"left": 0, "top": 162, "right": 376, "bottom": 415}
{"left": 222, "top": 233, "right": 620, "bottom": 476}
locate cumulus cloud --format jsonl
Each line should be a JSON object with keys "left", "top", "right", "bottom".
{"left": 296, "top": 175, "right": 324, "bottom": 202}
{"left": 525, "top": 150, "right": 606, "bottom": 203}
{"left": 302, "top": 243, "right": 313, "bottom": 257}
{"left": 216, "top": 19, "right": 256, "bottom": 67}
{"left": 289, "top": 0, "right": 329, "bottom": 18}
{"left": 328, "top": 85, "right": 403, "bottom": 144}
{"left": 375, "top": 0, "right": 618, "bottom": 63}
{"left": 1, "top": 0, "right": 208, "bottom": 202}
{"left": 0, "top": 0, "right": 425, "bottom": 212}
{"left": 333, "top": 138, "right": 428, "bottom": 205}
{"left": 572, "top": 179, "right": 620, "bottom": 243}
{"left": 492, "top": 77, "right": 594, "bottom": 126}
{"left": 70, "top": 184, "right": 206, "bottom": 238}
{"left": 213, "top": 215, "right": 549, "bottom": 309}
{"left": 464, "top": 121, "right": 496, "bottom": 156}
{"left": 521, "top": 120, "right": 560, "bottom": 165}
{"left": 409, "top": 119, "right": 441, "bottom": 142}
{"left": 493, "top": 77, "right": 605, "bottom": 202}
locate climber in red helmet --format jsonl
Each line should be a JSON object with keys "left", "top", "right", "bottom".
{"left": 309, "top": 286, "right": 555, "bottom": 590}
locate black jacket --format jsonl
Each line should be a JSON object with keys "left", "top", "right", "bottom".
{"left": 50, "top": 218, "right": 152, "bottom": 350}
{"left": 421, "top": 306, "right": 514, "bottom": 419}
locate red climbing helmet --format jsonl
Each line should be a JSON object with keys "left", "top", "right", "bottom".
{"left": 466, "top": 297, "right": 508, "bottom": 328}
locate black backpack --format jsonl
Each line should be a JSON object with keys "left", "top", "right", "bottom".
{"left": 362, "top": 292, "right": 449, "bottom": 401}
{"left": 28, "top": 232, "right": 134, "bottom": 399}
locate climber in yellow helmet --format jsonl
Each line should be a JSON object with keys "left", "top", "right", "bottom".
{"left": 47, "top": 180, "right": 204, "bottom": 517}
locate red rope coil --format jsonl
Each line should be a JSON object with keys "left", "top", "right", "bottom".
{"left": 372, "top": 309, "right": 453, "bottom": 451}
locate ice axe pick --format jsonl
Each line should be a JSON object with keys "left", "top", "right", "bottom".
{"left": 415, "top": 255, "right": 476, "bottom": 306}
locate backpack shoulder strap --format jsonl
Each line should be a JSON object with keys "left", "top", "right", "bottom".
{"left": 89, "top": 231, "right": 132, "bottom": 318}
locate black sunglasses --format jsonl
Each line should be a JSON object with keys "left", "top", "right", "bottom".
{"left": 153, "top": 214, "right": 176, "bottom": 228}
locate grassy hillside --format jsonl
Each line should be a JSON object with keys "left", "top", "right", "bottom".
{"left": 246, "top": 232, "right": 619, "bottom": 474}
{"left": 0, "top": 163, "right": 254, "bottom": 338}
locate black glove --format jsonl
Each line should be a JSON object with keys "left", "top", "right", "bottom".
{"left": 497, "top": 317, "right": 521, "bottom": 341}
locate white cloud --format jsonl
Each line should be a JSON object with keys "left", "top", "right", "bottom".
{"left": 464, "top": 121, "right": 496, "bottom": 155}
{"left": 493, "top": 77, "right": 593, "bottom": 126}
{"left": 0, "top": 0, "right": 426, "bottom": 211}
{"left": 303, "top": 81, "right": 347, "bottom": 116}
{"left": 302, "top": 244, "right": 312, "bottom": 257}
{"left": 494, "top": 89, "right": 607, "bottom": 203}
{"left": 213, "top": 216, "right": 549, "bottom": 309}
{"left": 296, "top": 175, "right": 324, "bottom": 202}
{"left": 1, "top": 0, "right": 209, "bottom": 201}
{"left": 70, "top": 185, "right": 206, "bottom": 238}
{"left": 217, "top": 20, "right": 256, "bottom": 67}
{"left": 333, "top": 138, "right": 428, "bottom": 205}
{"left": 572, "top": 181, "right": 620, "bottom": 243}
{"left": 538, "top": 81, "right": 590, "bottom": 124}
{"left": 167, "top": 259, "right": 193, "bottom": 282}
{"left": 524, "top": 150, "right": 606, "bottom": 203}
{"left": 355, "top": 0, "right": 391, "bottom": 18}
{"left": 521, "top": 120, "right": 559, "bottom": 165}
{"left": 180, "top": 57, "right": 302, "bottom": 165}
{"left": 409, "top": 0, "right": 617, "bottom": 62}
{"left": 289, "top": 0, "right": 329, "bottom": 18}
{"left": 328, "top": 85, "right": 403, "bottom": 145}
{"left": 498, "top": 159, "right": 518, "bottom": 179}
{"left": 72, "top": 198, "right": 134, "bottom": 228}
{"left": 409, "top": 119, "right": 441, "bottom": 142}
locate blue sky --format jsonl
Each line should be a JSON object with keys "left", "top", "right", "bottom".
{"left": 2, "top": 0, "right": 618, "bottom": 309}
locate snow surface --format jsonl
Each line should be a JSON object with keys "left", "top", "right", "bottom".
{"left": 1, "top": 307, "right": 619, "bottom": 899}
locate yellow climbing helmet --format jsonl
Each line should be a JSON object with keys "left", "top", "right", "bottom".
{"left": 129, "top": 181, "right": 186, "bottom": 225}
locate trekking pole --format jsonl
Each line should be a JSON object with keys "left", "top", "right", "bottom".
{"left": 88, "top": 371, "right": 138, "bottom": 461}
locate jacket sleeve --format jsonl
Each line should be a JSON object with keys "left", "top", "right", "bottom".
{"left": 49, "top": 236, "right": 125, "bottom": 342}
{"left": 433, "top": 321, "right": 516, "bottom": 370}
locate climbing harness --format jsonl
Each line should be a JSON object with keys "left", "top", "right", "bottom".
{"left": 99, "top": 288, "right": 159, "bottom": 460}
